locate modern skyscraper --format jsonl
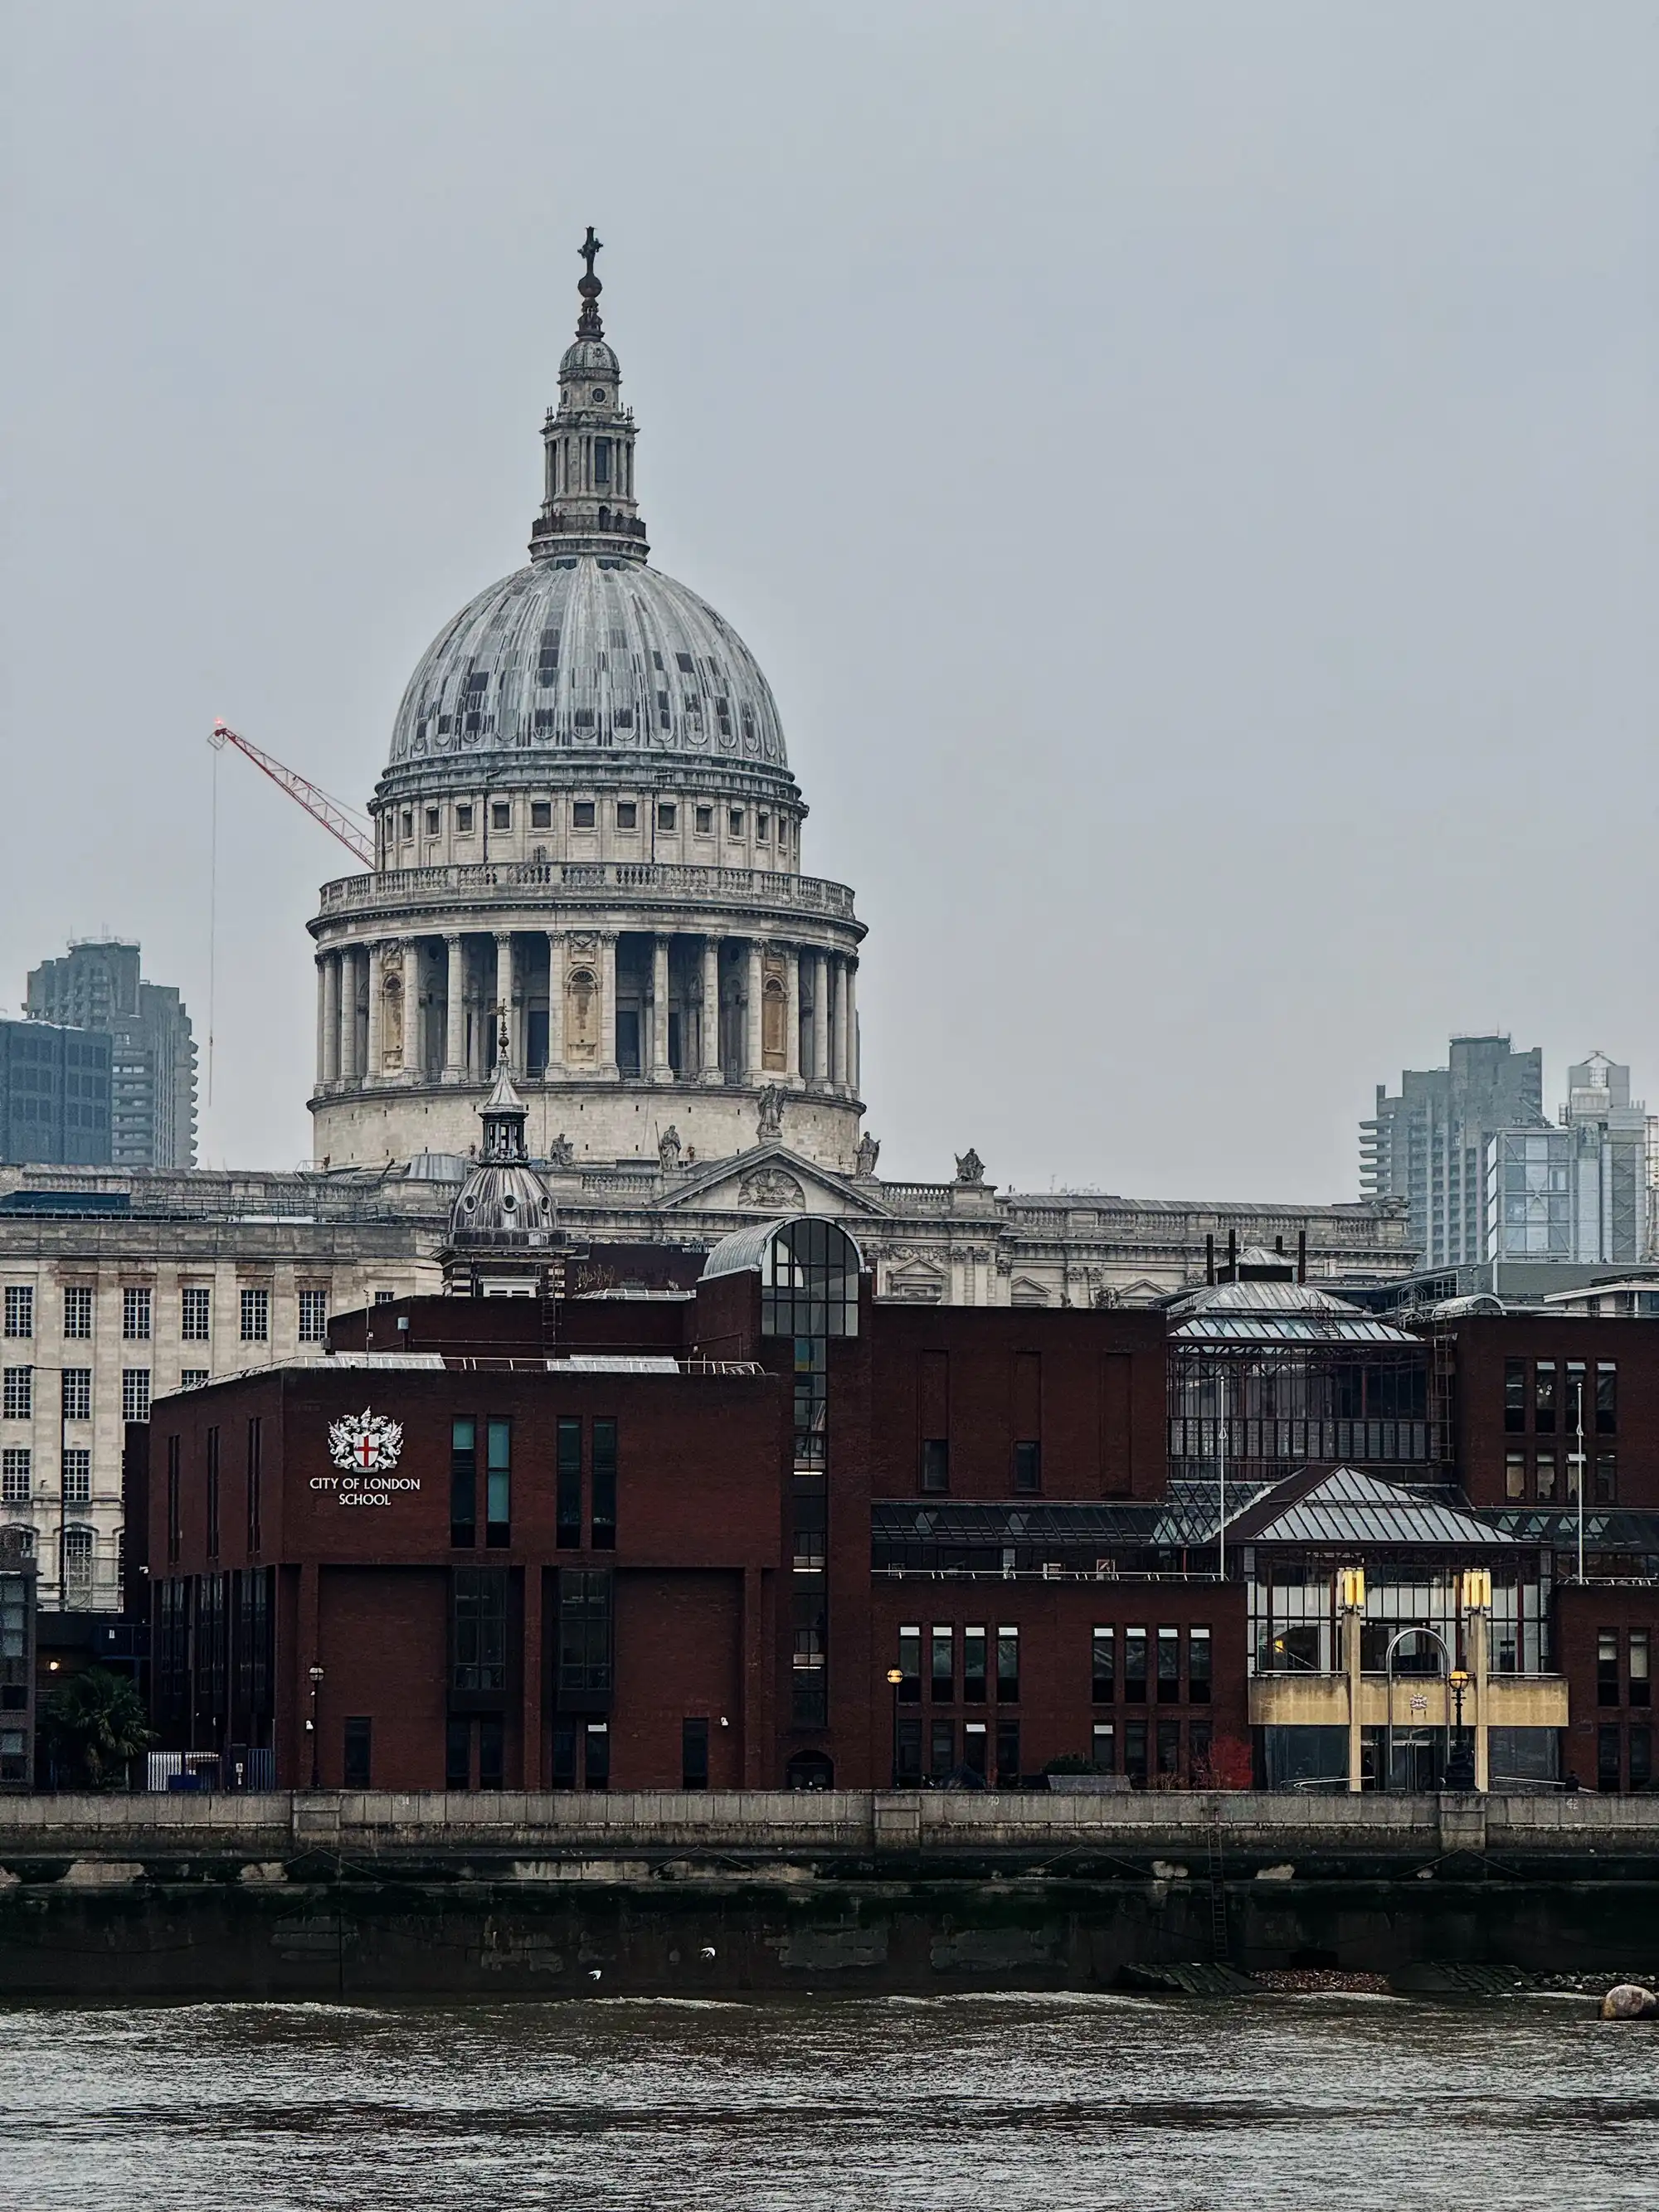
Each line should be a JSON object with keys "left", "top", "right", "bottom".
{"left": 1361, "top": 1035, "right": 1547, "bottom": 1268}
{"left": 1485, "top": 1053, "right": 1651, "bottom": 1267}
{"left": 25, "top": 942, "right": 197, "bottom": 1169}
{"left": 0, "top": 1021, "right": 111, "bottom": 1166}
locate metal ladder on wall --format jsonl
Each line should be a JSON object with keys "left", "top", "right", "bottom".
{"left": 1206, "top": 1818, "right": 1230, "bottom": 1964}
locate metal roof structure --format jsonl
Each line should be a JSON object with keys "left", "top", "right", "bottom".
{"left": 1232, "top": 1466, "right": 1514, "bottom": 1549}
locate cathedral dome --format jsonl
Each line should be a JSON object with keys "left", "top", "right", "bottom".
{"left": 386, "top": 555, "right": 790, "bottom": 774}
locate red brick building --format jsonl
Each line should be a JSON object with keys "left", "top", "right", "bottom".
{"left": 134, "top": 1206, "right": 1659, "bottom": 1794}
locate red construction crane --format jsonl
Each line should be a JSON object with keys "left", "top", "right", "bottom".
{"left": 209, "top": 720, "right": 375, "bottom": 868}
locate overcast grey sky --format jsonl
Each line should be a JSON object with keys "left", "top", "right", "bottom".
{"left": 3, "top": 1, "right": 1653, "bottom": 1195}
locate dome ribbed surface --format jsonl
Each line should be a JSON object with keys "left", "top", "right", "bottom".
{"left": 387, "top": 556, "right": 790, "bottom": 774}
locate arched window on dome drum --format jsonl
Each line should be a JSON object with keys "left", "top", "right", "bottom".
{"left": 565, "top": 968, "right": 600, "bottom": 1064}
{"left": 761, "top": 975, "right": 788, "bottom": 1072}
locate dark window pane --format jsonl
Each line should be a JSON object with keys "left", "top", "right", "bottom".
{"left": 342, "top": 1718, "right": 372, "bottom": 1789}
{"left": 1631, "top": 1726, "right": 1652, "bottom": 1791}
{"left": 1598, "top": 1723, "right": 1622, "bottom": 1792}
{"left": 445, "top": 1717, "right": 471, "bottom": 1791}
{"left": 591, "top": 1417, "right": 617, "bottom": 1549}
{"left": 896, "top": 1624, "right": 921, "bottom": 1703}
{"left": 682, "top": 1717, "right": 709, "bottom": 1790}
{"left": 929, "top": 1719, "right": 955, "bottom": 1781}
{"left": 1598, "top": 1629, "right": 1620, "bottom": 1707}
{"left": 931, "top": 1624, "right": 953, "bottom": 1703}
{"left": 1013, "top": 1440, "right": 1042, "bottom": 1493}
{"left": 557, "top": 1417, "right": 582, "bottom": 1548}
{"left": 963, "top": 1723, "right": 989, "bottom": 1778}
{"left": 1535, "top": 1363, "right": 1556, "bottom": 1433}
{"left": 1092, "top": 1626, "right": 1115, "bottom": 1703}
{"left": 1504, "top": 1359, "right": 1526, "bottom": 1433}
{"left": 485, "top": 1417, "right": 511, "bottom": 1547}
{"left": 1124, "top": 1627, "right": 1147, "bottom": 1702}
{"left": 584, "top": 1722, "right": 610, "bottom": 1791}
{"left": 1189, "top": 1626, "right": 1212, "bottom": 1704}
{"left": 995, "top": 1719, "right": 1020, "bottom": 1787}
{"left": 1124, "top": 1720, "right": 1148, "bottom": 1787}
{"left": 996, "top": 1625, "right": 1019, "bottom": 1704}
{"left": 962, "top": 1625, "right": 987, "bottom": 1703}
{"left": 895, "top": 1717, "right": 923, "bottom": 1783}
{"left": 551, "top": 1720, "right": 577, "bottom": 1789}
{"left": 450, "top": 1417, "right": 476, "bottom": 1548}
{"left": 1156, "top": 1626, "right": 1180, "bottom": 1701}
{"left": 920, "top": 1438, "right": 950, "bottom": 1493}
{"left": 478, "top": 1716, "right": 504, "bottom": 1790}
{"left": 1597, "top": 1364, "right": 1618, "bottom": 1436}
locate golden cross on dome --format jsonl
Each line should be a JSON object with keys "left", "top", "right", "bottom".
{"left": 579, "top": 226, "right": 603, "bottom": 282}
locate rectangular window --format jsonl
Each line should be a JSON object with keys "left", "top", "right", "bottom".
{"left": 895, "top": 1715, "right": 923, "bottom": 1783}
{"left": 426, "top": 805, "right": 442, "bottom": 836}
{"left": 122, "top": 1287, "right": 152, "bottom": 1341}
{"left": 445, "top": 1716, "right": 471, "bottom": 1791}
{"left": 592, "top": 436, "right": 611, "bottom": 485}
{"left": 615, "top": 801, "right": 637, "bottom": 830}
{"left": 682, "top": 1717, "right": 709, "bottom": 1791}
{"left": 694, "top": 805, "right": 713, "bottom": 835}
{"left": 1092, "top": 1720, "right": 1117, "bottom": 1772}
{"left": 121, "top": 1369, "right": 151, "bottom": 1423}
{"left": 1598, "top": 1629, "right": 1620, "bottom": 1707}
{"left": 1156, "top": 1719, "right": 1181, "bottom": 1777}
{"left": 920, "top": 1438, "right": 950, "bottom": 1492}
{"left": 584, "top": 1722, "right": 611, "bottom": 1791}
{"left": 556, "top": 1416, "right": 582, "bottom": 1548}
{"left": 1535, "top": 1451, "right": 1556, "bottom": 1503}
{"left": 657, "top": 803, "right": 677, "bottom": 831}
{"left": 1598, "top": 1723, "right": 1622, "bottom": 1793}
{"left": 1596, "top": 1451, "right": 1618, "bottom": 1505}
{"left": 896, "top": 1624, "right": 921, "bottom": 1703}
{"left": 450, "top": 1417, "right": 476, "bottom": 1547}
{"left": 728, "top": 808, "right": 744, "bottom": 837}
{"left": 246, "top": 1417, "right": 262, "bottom": 1555}
{"left": 181, "top": 1369, "right": 209, "bottom": 1390}
{"left": 1597, "top": 1364, "right": 1618, "bottom": 1436}
{"left": 206, "top": 1427, "right": 220, "bottom": 1558}
{"left": 995, "top": 1719, "right": 1020, "bottom": 1787}
{"left": 929, "top": 1719, "right": 956, "bottom": 1782}
{"left": 239, "top": 1288, "right": 270, "bottom": 1343}
{"left": 1156, "top": 1626, "right": 1180, "bottom": 1702}
{"left": 479, "top": 1715, "right": 505, "bottom": 1790}
{"left": 166, "top": 1435, "right": 181, "bottom": 1564}
{"left": 61, "top": 1369, "right": 90, "bottom": 1422}
{"left": 2, "top": 1287, "right": 32, "bottom": 1340}
{"left": 962, "top": 1624, "right": 987, "bottom": 1703}
{"left": 61, "top": 1448, "right": 90, "bottom": 1505}
{"left": 1503, "top": 1357, "right": 1526, "bottom": 1432}
{"left": 2, "top": 1369, "right": 31, "bottom": 1422}
{"left": 930, "top": 1623, "right": 954, "bottom": 1703}
{"left": 373, "top": 1290, "right": 395, "bottom": 1306}
{"left": 1189, "top": 1626, "right": 1212, "bottom": 1704}
{"left": 1534, "top": 1361, "right": 1556, "bottom": 1433}
{"left": 1124, "top": 1719, "right": 1148, "bottom": 1787}
{"left": 456, "top": 803, "right": 474, "bottom": 834}
{"left": 1505, "top": 1450, "right": 1525, "bottom": 1500}
{"left": 1092, "top": 1626, "right": 1115, "bottom": 1703}
{"left": 550, "top": 1720, "right": 577, "bottom": 1789}
{"left": 63, "top": 1286, "right": 92, "bottom": 1339}
{"left": 572, "top": 800, "right": 596, "bottom": 829}
{"left": 400, "top": 808, "right": 413, "bottom": 839}
{"left": 1190, "top": 1719, "right": 1214, "bottom": 1782}
{"left": 591, "top": 1417, "right": 616, "bottom": 1549}
{"left": 530, "top": 800, "right": 552, "bottom": 829}
{"left": 962, "top": 1720, "right": 988, "bottom": 1778}
{"left": 452, "top": 1568, "right": 508, "bottom": 1692}
{"left": 1631, "top": 1725, "right": 1653, "bottom": 1792}
{"left": 1631, "top": 1631, "right": 1651, "bottom": 1709}
{"left": 996, "top": 1624, "right": 1019, "bottom": 1704}
{"left": 1013, "top": 1440, "right": 1042, "bottom": 1493}
{"left": 1, "top": 1449, "right": 28, "bottom": 1505}
{"left": 557, "top": 1568, "right": 613, "bottom": 1698}
{"left": 343, "top": 1718, "right": 372, "bottom": 1790}
{"left": 491, "top": 800, "right": 511, "bottom": 830}
{"left": 298, "top": 1291, "right": 328, "bottom": 1344}
{"left": 1124, "top": 1626, "right": 1148, "bottom": 1703}
{"left": 181, "top": 1286, "right": 211, "bottom": 1342}
{"left": 485, "top": 1417, "right": 511, "bottom": 1547}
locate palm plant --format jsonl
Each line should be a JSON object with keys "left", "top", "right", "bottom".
{"left": 39, "top": 1666, "right": 151, "bottom": 1790}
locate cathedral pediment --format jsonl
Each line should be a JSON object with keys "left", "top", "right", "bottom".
{"left": 654, "top": 1144, "right": 891, "bottom": 1219}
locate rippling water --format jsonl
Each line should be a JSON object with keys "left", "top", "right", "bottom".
{"left": 2, "top": 1992, "right": 1655, "bottom": 2210}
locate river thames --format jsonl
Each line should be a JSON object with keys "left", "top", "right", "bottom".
{"left": 2, "top": 1991, "right": 1653, "bottom": 2210}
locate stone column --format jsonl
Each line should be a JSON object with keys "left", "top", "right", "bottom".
{"left": 701, "top": 936, "right": 722, "bottom": 1078}
{"left": 651, "top": 935, "right": 671, "bottom": 1077}
{"left": 810, "top": 950, "right": 830, "bottom": 1088}
{"left": 599, "top": 932, "right": 619, "bottom": 1077}
{"left": 494, "top": 932, "right": 515, "bottom": 1067}
{"left": 314, "top": 957, "right": 329, "bottom": 1090}
{"left": 783, "top": 946, "right": 800, "bottom": 1080}
{"left": 546, "top": 931, "right": 564, "bottom": 1077}
{"left": 830, "top": 956, "right": 849, "bottom": 1089}
{"left": 444, "top": 935, "right": 465, "bottom": 1079}
{"left": 342, "top": 947, "right": 361, "bottom": 1080}
{"left": 366, "top": 943, "right": 384, "bottom": 1077}
{"left": 845, "top": 958, "right": 859, "bottom": 1096}
{"left": 321, "top": 954, "right": 342, "bottom": 1087}
{"left": 744, "top": 940, "right": 764, "bottom": 1080}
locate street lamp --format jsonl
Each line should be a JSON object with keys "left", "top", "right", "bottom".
{"left": 886, "top": 1667, "right": 904, "bottom": 1787}
{"left": 308, "top": 1665, "right": 324, "bottom": 1790}
{"left": 1446, "top": 1669, "right": 1474, "bottom": 1791}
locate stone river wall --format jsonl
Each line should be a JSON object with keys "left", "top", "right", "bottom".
{"left": 1, "top": 1791, "right": 1657, "bottom": 1998}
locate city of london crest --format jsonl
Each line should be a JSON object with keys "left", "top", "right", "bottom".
{"left": 328, "top": 1407, "right": 406, "bottom": 1473}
